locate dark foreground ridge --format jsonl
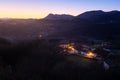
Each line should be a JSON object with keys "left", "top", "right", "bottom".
{"left": 0, "top": 38, "right": 119, "bottom": 80}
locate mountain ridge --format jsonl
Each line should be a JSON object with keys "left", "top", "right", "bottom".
{"left": 44, "top": 13, "right": 74, "bottom": 20}
{"left": 44, "top": 10, "right": 120, "bottom": 23}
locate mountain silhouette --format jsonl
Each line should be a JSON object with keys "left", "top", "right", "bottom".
{"left": 44, "top": 10, "right": 120, "bottom": 23}
{"left": 76, "top": 10, "right": 120, "bottom": 23}
{"left": 0, "top": 10, "right": 119, "bottom": 41}
{"left": 44, "top": 13, "right": 75, "bottom": 20}
{"left": 42, "top": 10, "right": 120, "bottom": 40}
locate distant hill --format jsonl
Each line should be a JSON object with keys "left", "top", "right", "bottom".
{"left": 76, "top": 10, "right": 120, "bottom": 23}
{"left": 42, "top": 11, "right": 120, "bottom": 40}
{"left": 0, "top": 10, "right": 120, "bottom": 41}
{"left": 44, "top": 13, "right": 75, "bottom": 20}
{"left": 44, "top": 10, "right": 120, "bottom": 23}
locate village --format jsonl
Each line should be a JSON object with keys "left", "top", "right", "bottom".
{"left": 59, "top": 39, "right": 120, "bottom": 70}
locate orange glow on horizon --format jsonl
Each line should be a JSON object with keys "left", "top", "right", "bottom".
{"left": 0, "top": 6, "right": 82, "bottom": 19}
{"left": 0, "top": 15, "right": 44, "bottom": 19}
{"left": 0, "top": 13, "right": 45, "bottom": 19}
{"left": 0, "top": 6, "right": 48, "bottom": 19}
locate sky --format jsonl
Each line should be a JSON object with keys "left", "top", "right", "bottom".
{"left": 0, "top": 0, "right": 120, "bottom": 19}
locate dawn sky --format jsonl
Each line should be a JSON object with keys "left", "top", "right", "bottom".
{"left": 0, "top": 0, "right": 120, "bottom": 19}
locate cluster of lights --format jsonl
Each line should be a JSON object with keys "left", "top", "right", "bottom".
{"left": 60, "top": 43, "right": 96, "bottom": 59}
{"left": 85, "top": 51, "right": 96, "bottom": 59}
